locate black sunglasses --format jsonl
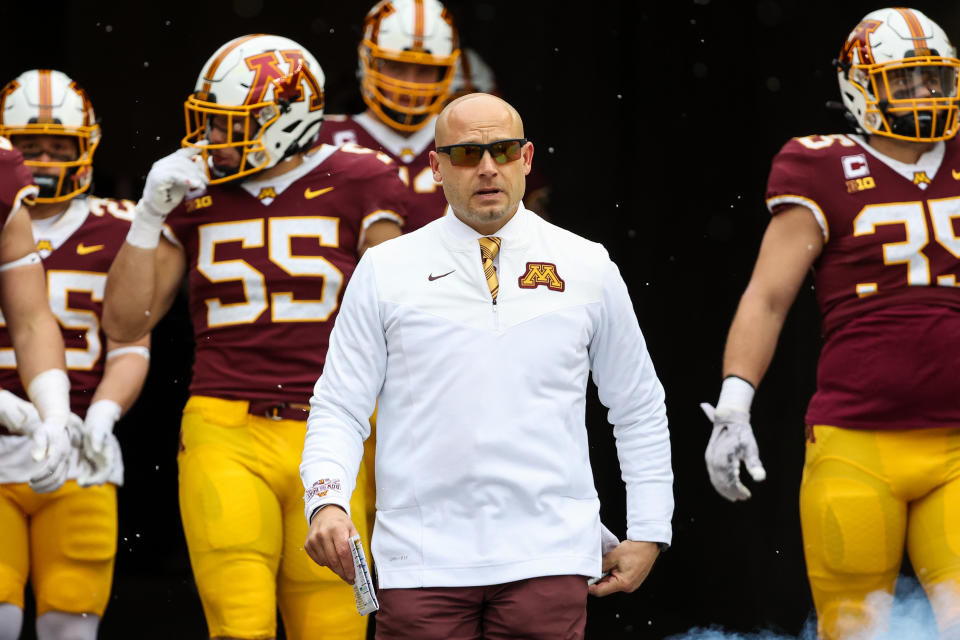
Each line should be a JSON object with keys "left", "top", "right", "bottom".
{"left": 435, "top": 138, "right": 527, "bottom": 167}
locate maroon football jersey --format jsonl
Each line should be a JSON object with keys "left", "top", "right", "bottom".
{"left": 0, "top": 197, "right": 134, "bottom": 417}
{"left": 163, "top": 145, "right": 407, "bottom": 405}
{"left": 0, "top": 143, "right": 37, "bottom": 227}
{"left": 319, "top": 113, "right": 444, "bottom": 231}
{"left": 766, "top": 133, "right": 960, "bottom": 429}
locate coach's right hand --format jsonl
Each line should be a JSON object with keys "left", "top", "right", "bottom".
{"left": 305, "top": 505, "right": 359, "bottom": 585}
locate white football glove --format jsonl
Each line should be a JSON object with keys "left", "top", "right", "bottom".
{"left": 142, "top": 147, "right": 207, "bottom": 216}
{"left": 21, "top": 370, "right": 74, "bottom": 493}
{"left": 0, "top": 389, "right": 40, "bottom": 434}
{"left": 701, "top": 376, "right": 766, "bottom": 502}
{"left": 27, "top": 413, "right": 73, "bottom": 493}
{"left": 127, "top": 147, "right": 208, "bottom": 249}
{"left": 76, "top": 399, "right": 121, "bottom": 487}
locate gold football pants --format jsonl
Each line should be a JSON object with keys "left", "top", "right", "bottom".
{"left": 178, "top": 396, "right": 369, "bottom": 640}
{"left": 0, "top": 480, "right": 117, "bottom": 616}
{"left": 801, "top": 425, "right": 960, "bottom": 639}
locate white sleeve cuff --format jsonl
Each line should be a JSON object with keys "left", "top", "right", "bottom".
{"left": 86, "top": 398, "right": 122, "bottom": 424}
{"left": 125, "top": 200, "right": 166, "bottom": 249}
{"left": 716, "top": 375, "right": 755, "bottom": 415}
{"left": 26, "top": 368, "right": 70, "bottom": 423}
{"left": 302, "top": 475, "right": 351, "bottom": 522}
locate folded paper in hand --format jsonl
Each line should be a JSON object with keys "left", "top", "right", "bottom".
{"left": 350, "top": 534, "right": 379, "bottom": 615}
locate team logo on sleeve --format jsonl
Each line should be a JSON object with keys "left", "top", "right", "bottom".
{"left": 842, "top": 153, "right": 876, "bottom": 193}
{"left": 518, "top": 262, "right": 565, "bottom": 292}
{"left": 305, "top": 478, "right": 342, "bottom": 501}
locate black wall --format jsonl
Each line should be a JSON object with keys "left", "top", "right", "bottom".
{"left": 3, "top": 1, "right": 958, "bottom": 637}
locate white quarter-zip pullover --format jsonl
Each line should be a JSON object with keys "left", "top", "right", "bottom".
{"left": 301, "top": 204, "right": 673, "bottom": 588}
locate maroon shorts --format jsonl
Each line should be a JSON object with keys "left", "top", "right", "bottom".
{"left": 375, "top": 575, "right": 588, "bottom": 640}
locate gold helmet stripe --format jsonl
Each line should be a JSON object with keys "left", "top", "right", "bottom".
{"left": 37, "top": 69, "right": 53, "bottom": 123}
{"left": 200, "top": 34, "right": 264, "bottom": 97}
{"left": 413, "top": 0, "right": 425, "bottom": 50}
{"left": 895, "top": 8, "right": 930, "bottom": 54}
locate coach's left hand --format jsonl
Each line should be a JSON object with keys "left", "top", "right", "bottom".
{"left": 587, "top": 540, "right": 661, "bottom": 597}
{"left": 304, "top": 505, "right": 359, "bottom": 585}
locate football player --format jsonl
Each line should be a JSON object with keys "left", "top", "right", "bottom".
{"left": 101, "top": 34, "right": 407, "bottom": 640}
{"left": 702, "top": 8, "right": 960, "bottom": 639}
{"left": 319, "top": 0, "right": 461, "bottom": 230}
{"left": 0, "top": 69, "right": 150, "bottom": 640}
{"left": 0, "top": 143, "right": 72, "bottom": 506}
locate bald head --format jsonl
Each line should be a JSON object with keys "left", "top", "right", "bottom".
{"left": 428, "top": 92, "right": 533, "bottom": 235}
{"left": 435, "top": 93, "right": 524, "bottom": 146}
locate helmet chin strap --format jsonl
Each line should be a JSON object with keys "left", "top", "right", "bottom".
{"left": 878, "top": 102, "right": 948, "bottom": 139}
{"left": 33, "top": 174, "right": 60, "bottom": 199}
{"left": 209, "top": 161, "right": 238, "bottom": 180}
{"left": 380, "top": 104, "right": 429, "bottom": 130}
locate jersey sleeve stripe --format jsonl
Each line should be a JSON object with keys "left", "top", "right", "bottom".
{"left": 6, "top": 185, "right": 39, "bottom": 227}
{"left": 766, "top": 194, "right": 830, "bottom": 242}
{"left": 357, "top": 209, "right": 404, "bottom": 250}
{"left": 160, "top": 223, "right": 184, "bottom": 249}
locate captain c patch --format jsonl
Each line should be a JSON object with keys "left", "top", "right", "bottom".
{"left": 518, "top": 262, "right": 565, "bottom": 292}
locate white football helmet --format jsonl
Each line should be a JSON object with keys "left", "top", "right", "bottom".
{"left": 837, "top": 7, "right": 960, "bottom": 142}
{"left": 358, "top": 0, "right": 460, "bottom": 132}
{"left": 0, "top": 70, "right": 100, "bottom": 202}
{"left": 447, "top": 48, "right": 498, "bottom": 104}
{"left": 183, "top": 34, "right": 325, "bottom": 184}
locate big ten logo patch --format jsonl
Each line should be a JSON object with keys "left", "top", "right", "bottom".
{"left": 185, "top": 195, "right": 213, "bottom": 212}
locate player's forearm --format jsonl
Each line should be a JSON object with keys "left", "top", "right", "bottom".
{"left": 91, "top": 337, "right": 151, "bottom": 414}
{"left": 102, "top": 244, "right": 166, "bottom": 342}
{"left": 10, "top": 311, "right": 66, "bottom": 387}
{"left": 721, "top": 287, "right": 790, "bottom": 387}
{"left": 359, "top": 219, "right": 402, "bottom": 255}
{"left": 0, "top": 262, "right": 67, "bottom": 385}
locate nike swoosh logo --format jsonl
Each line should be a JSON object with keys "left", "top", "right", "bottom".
{"left": 953, "top": 169, "right": 960, "bottom": 180}
{"left": 76, "top": 243, "right": 104, "bottom": 255}
{"left": 304, "top": 186, "right": 335, "bottom": 199}
{"left": 428, "top": 270, "right": 455, "bottom": 281}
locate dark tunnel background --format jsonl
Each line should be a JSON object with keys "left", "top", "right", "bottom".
{"left": 3, "top": 1, "right": 959, "bottom": 637}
